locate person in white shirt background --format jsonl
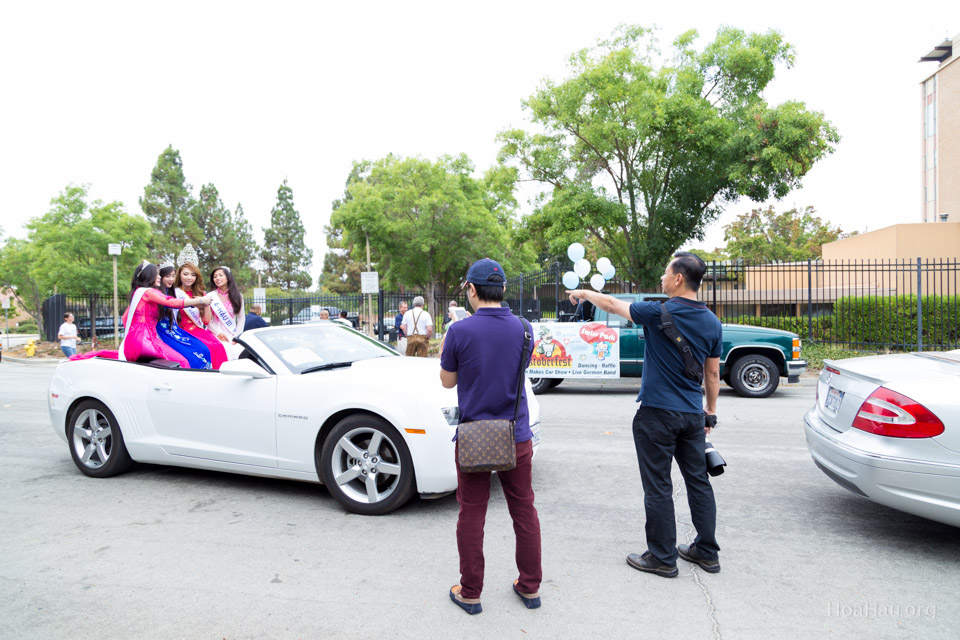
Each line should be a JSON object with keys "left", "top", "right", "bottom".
{"left": 58, "top": 313, "right": 78, "bottom": 358}
{"left": 401, "top": 296, "right": 433, "bottom": 357}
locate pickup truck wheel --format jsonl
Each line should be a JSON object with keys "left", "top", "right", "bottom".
{"left": 728, "top": 354, "right": 779, "bottom": 398}
{"left": 528, "top": 377, "right": 553, "bottom": 394}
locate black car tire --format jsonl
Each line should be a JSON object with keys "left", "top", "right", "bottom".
{"left": 548, "top": 378, "right": 564, "bottom": 388}
{"left": 319, "top": 415, "right": 415, "bottom": 515}
{"left": 67, "top": 400, "right": 134, "bottom": 478}
{"left": 528, "top": 377, "right": 553, "bottom": 394}
{"left": 728, "top": 354, "right": 780, "bottom": 398}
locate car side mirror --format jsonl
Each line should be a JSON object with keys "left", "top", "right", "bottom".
{"left": 219, "top": 359, "right": 272, "bottom": 379}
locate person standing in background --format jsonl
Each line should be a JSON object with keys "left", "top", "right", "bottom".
{"left": 58, "top": 313, "right": 78, "bottom": 358}
{"left": 245, "top": 304, "right": 269, "bottom": 330}
{"left": 402, "top": 296, "right": 433, "bottom": 357}
{"left": 395, "top": 301, "right": 408, "bottom": 353}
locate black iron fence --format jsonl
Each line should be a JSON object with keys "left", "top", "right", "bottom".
{"left": 501, "top": 259, "right": 959, "bottom": 351}
{"left": 46, "top": 258, "right": 959, "bottom": 351}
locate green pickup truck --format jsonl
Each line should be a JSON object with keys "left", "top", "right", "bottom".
{"left": 530, "top": 293, "right": 806, "bottom": 398}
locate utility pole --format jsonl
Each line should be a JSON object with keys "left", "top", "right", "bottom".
{"left": 365, "top": 231, "right": 372, "bottom": 335}
{"left": 108, "top": 244, "right": 122, "bottom": 347}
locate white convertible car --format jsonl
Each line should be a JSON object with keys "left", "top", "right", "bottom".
{"left": 48, "top": 323, "right": 541, "bottom": 515}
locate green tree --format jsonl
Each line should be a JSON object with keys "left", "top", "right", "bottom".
{"left": 0, "top": 185, "right": 151, "bottom": 331}
{"left": 140, "top": 146, "right": 199, "bottom": 262}
{"left": 321, "top": 162, "right": 369, "bottom": 294}
{"left": 723, "top": 205, "right": 853, "bottom": 262}
{"left": 499, "top": 25, "right": 839, "bottom": 288}
{"left": 0, "top": 239, "right": 45, "bottom": 332}
{"left": 261, "top": 179, "right": 312, "bottom": 290}
{"left": 320, "top": 224, "right": 364, "bottom": 294}
{"left": 191, "top": 185, "right": 260, "bottom": 288}
{"left": 329, "top": 154, "right": 533, "bottom": 315}
{"left": 688, "top": 247, "right": 729, "bottom": 262}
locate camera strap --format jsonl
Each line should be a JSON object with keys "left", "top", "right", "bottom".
{"left": 657, "top": 301, "right": 704, "bottom": 384}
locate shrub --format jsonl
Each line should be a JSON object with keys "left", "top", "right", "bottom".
{"left": 12, "top": 322, "right": 38, "bottom": 334}
{"left": 723, "top": 315, "right": 833, "bottom": 341}
{"left": 833, "top": 295, "right": 960, "bottom": 347}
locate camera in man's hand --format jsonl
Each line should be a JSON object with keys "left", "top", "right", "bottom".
{"left": 703, "top": 414, "right": 726, "bottom": 477}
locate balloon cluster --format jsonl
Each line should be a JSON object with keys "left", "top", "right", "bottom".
{"left": 562, "top": 243, "right": 616, "bottom": 291}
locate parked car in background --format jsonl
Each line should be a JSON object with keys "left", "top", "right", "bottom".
{"left": 281, "top": 306, "right": 359, "bottom": 328}
{"left": 76, "top": 316, "right": 122, "bottom": 339}
{"left": 804, "top": 350, "right": 960, "bottom": 527}
{"left": 528, "top": 293, "right": 805, "bottom": 397}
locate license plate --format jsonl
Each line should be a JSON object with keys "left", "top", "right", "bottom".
{"left": 825, "top": 387, "right": 844, "bottom": 412}
{"left": 530, "top": 422, "right": 541, "bottom": 447}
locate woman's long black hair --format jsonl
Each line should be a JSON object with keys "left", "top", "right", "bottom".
{"left": 129, "top": 263, "right": 158, "bottom": 304}
{"left": 210, "top": 266, "right": 243, "bottom": 313}
{"left": 158, "top": 264, "right": 177, "bottom": 323}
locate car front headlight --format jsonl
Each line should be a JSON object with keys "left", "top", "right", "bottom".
{"left": 441, "top": 406, "right": 459, "bottom": 426}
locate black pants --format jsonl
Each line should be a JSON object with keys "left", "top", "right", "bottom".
{"left": 632, "top": 405, "right": 719, "bottom": 565}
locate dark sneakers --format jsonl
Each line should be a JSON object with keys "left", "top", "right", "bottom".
{"left": 626, "top": 551, "right": 679, "bottom": 578}
{"left": 677, "top": 544, "right": 721, "bottom": 573}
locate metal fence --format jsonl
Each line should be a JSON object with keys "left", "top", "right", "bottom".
{"left": 48, "top": 258, "right": 959, "bottom": 351}
{"left": 502, "top": 259, "right": 960, "bottom": 351}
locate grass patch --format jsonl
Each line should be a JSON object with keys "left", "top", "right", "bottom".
{"left": 801, "top": 343, "right": 887, "bottom": 370}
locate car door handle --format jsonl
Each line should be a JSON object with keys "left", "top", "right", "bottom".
{"left": 152, "top": 383, "right": 173, "bottom": 391}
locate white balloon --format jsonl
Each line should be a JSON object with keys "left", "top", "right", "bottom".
{"left": 596, "top": 257, "right": 612, "bottom": 273}
{"left": 574, "top": 259, "right": 591, "bottom": 278}
{"left": 590, "top": 274, "right": 606, "bottom": 291}
{"left": 562, "top": 271, "right": 580, "bottom": 290}
{"left": 567, "top": 242, "right": 585, "bottom": 262}
{"left": 602, "top": 266, "right": 616, "bottom": 280}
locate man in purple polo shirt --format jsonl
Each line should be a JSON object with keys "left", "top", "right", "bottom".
{"left": 440, "top": 258, "right": 541, "bottom": 615}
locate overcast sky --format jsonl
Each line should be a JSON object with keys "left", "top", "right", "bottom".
{"left": 1, "top": 1, "right": 956, "bottom": 284}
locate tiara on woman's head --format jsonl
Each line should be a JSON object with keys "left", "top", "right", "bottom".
{"left": 159, "top": 261, "right": 174, "bottom": 270}
{"left": 141, "top": 259, "right": 150, "bottom": 269}
{"left": 177, "top": 244, "right": 199, "bottom": 268}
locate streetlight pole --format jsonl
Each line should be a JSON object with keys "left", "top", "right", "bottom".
{"left": 108, "top": 244, "right": 122, "bottom": 347}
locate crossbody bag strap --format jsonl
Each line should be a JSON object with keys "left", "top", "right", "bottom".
{"left": 512, "top": 318, "right": 532, "bottom": 424}
{"left": 657, "top": 300, "right": 704, "bottom": 383}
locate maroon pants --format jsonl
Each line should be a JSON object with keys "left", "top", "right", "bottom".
{"left": 456, "top": 438, "right": 542, "bottom": 600}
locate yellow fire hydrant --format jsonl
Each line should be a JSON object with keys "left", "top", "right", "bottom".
{"left": 25, "top": 339, "right": 36, "bottom": 357}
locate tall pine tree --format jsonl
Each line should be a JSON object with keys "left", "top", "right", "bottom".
{"left": 140, "top": 146, "right": 200, "bottom": 261}
{"left": 261, "top": 179, "right": 312, "bottom": 290}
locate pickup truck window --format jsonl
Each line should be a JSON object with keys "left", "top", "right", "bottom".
{"left": 606, "top": 312, "right": 633, "bottom": 328}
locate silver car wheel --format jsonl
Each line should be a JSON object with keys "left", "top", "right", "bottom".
{"left": 71, "top": 408, "right": 114, "bottom": 469}
{"left": 330, "top": 427, "right": 403, "bottom": 505}
{"left": 739, "top": 362, "right": 770, "bottom": 392}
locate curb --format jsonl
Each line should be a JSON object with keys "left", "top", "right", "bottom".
{"left": 1, "top": 356, "right": 64, "bottom": 366}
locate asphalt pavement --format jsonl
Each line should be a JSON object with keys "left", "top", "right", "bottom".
{"left": 0, "top": 362, "right": 956, "bottom": 639}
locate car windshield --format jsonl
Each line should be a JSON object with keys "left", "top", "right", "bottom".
{"left": 255, "top": 325, "right": 397, "bottom": 374}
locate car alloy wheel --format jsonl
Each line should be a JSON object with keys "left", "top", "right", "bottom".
{"left": 66, "top": 400, "right": 134, "bottom": 478}
{"left": 72, "top": 408, "right": 113, "bottom": 469}
{"left": 320, "top": 415, "right": 414, "bottom": 515}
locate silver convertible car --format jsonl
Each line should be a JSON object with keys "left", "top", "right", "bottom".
{"left": 48, "top": 323, "right": 541, "bottom": 515}
{"left": 804, "top": 350, "right": 960, "bottom": 527}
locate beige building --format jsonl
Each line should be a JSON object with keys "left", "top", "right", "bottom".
{"left": 822, "top": 222, "right": 960, "bottom": 260}
{"left": 920, "top": 35, "right": 960, "bottom": 223}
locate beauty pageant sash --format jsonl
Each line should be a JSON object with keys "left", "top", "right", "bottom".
{"left": 175, "top": 288, "right": 204, "bottom": 327}
{"left": 118, "top": 287, "right": 149, "bottom": 361}
{"left": 208, "top": 292, "right": 241, "bottom": 338}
